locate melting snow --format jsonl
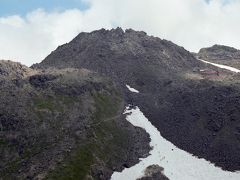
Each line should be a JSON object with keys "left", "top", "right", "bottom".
{"left": 199, "top": 58, "right": 240, "bottom": 73}
{"left": 111, "top": 106, "right": 240, "bottom": 180}
{"left": 126, "top": 84, "right": 139, "bottom": 93}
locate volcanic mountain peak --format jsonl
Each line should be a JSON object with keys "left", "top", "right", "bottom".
{"left": 33, "top": 28, "right": 201, "bottom": 82}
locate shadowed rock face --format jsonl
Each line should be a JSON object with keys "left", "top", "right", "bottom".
{"left": 0, "top": 61, "right": 150, "bottom": 179}
{"left": 34, "top": 28, "right": 240, "bottom": 171}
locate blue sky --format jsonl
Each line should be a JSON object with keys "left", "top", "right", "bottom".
{"left": 0, "top": 0, "right": 234, "bottom": 16}
{"left": 0, "top": 0, "right": 89, "bottom": 16}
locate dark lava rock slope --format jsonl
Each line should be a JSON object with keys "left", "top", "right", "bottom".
{"left": 0, "top": 60, "right": 150, "bottom": 179}
{"left": 33, "top": 28, "right": 201, "bottom": 84}
{"left": 34, "top": 28, "right": 240, "bottom": 171}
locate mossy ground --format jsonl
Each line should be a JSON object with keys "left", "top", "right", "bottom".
{"left": 0, "top": 95, "right": 80, "bottom": 178}
{"left": 0, "top": 139, "right": 7, "bottom": 146}
{"left": 46, "top": 144, "right": 94, "bottom": 180}
{"left": 0, "top": 138, "right": 55, "bottom": 179}
{"left": 0, "top": 144, "right": 23, "bottom": 179}
{"left": 46, "top": 91, "right": 129, "bottom": 180}
{"left": 93, "top": 92, "right": 121, "bottom": 120}
{"left": 1, "top": 90, "right": 127, "bottom": 179}
{"left": 33, "top": 95, "right": 77, "bottom": 113}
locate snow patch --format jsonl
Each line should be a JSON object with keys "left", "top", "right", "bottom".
{"left": 126, "top": 84, "right": 139, "bottom": 93}
{"left": 199, "top": 58, "right": 240, "bottom": 73}
{"left": 111, "top": 106, "right": 240, "bottom": 180}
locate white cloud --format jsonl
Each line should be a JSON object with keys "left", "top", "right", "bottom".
{"left": 1, "top": 0, "right": 240, "bottom": 66}
{"left": 0, "top": 8, "right": 108, "bottom": 66}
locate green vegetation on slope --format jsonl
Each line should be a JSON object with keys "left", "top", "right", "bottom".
{"left": 93, "top": 92, "right": 121, "bottom": 121}
{"left": 46, "top": 144, "right": 94, "bottom": 180}
{"left": 33, "top": 95, "right": 77, "bottom": 113}
{"left": 0, "top": 95, "right": 80, "bottom": 178}
{"left": 46, "top": 91, "right": 129, "bottom": 180}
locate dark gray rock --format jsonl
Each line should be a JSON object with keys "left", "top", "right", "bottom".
{"left": 137, "top": 165, "right": 169, "bottom": 180}
{"left": 29, "top": 74, "right": 58, "bottom": 88}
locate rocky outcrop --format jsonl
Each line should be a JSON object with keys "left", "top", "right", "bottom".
{"left": 137, "top": 165, "right": 169, "bottom": 180}
{"left": 196, "top": 45, "right": 240, "bottom": 69}
{"left": 0, "top": 61, "right": 150, "bottom": 179}
{"left": 33, "top": 28, "right": 240, "bottom": 171}
{"left": 198, "top": 45, "right": 240, "bottom": 61}
{"left": 0, "top": 60, "right": 34, "bottom": 79}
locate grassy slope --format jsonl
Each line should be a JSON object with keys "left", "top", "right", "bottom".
{"left": 45, "top": 92, "right": 129, "bottom": 180}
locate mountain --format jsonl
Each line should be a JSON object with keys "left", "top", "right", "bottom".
{"left": 33, "top": 28, "right": 202, "bottom": 81}
{"left": 0, "top": 60, "right": 150, "bottom": 179}
{"left": 33, "top": 28, "right": 240, "bottom": 171}
{"left": 197, "top": 44, "right": 240, "bottom": 69}
{"left": 2, "top": 28, "right": 240, "bottom": 179}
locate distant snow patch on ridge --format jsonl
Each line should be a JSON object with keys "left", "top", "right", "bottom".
{"left": 126, "top": 84, "right": 139, "bottom": 93}
{"left": 111, "top": 106, "right": 240, "bottom": 180}
{"left": 198, "top": 58, "right": 240, "bottom": 73}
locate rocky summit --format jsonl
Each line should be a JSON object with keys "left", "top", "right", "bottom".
{"left": 33, "top": 28, "right": 201, "bottom": 77}
{"left": 1, "top": 28, "right": 240, "bottom": 179}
